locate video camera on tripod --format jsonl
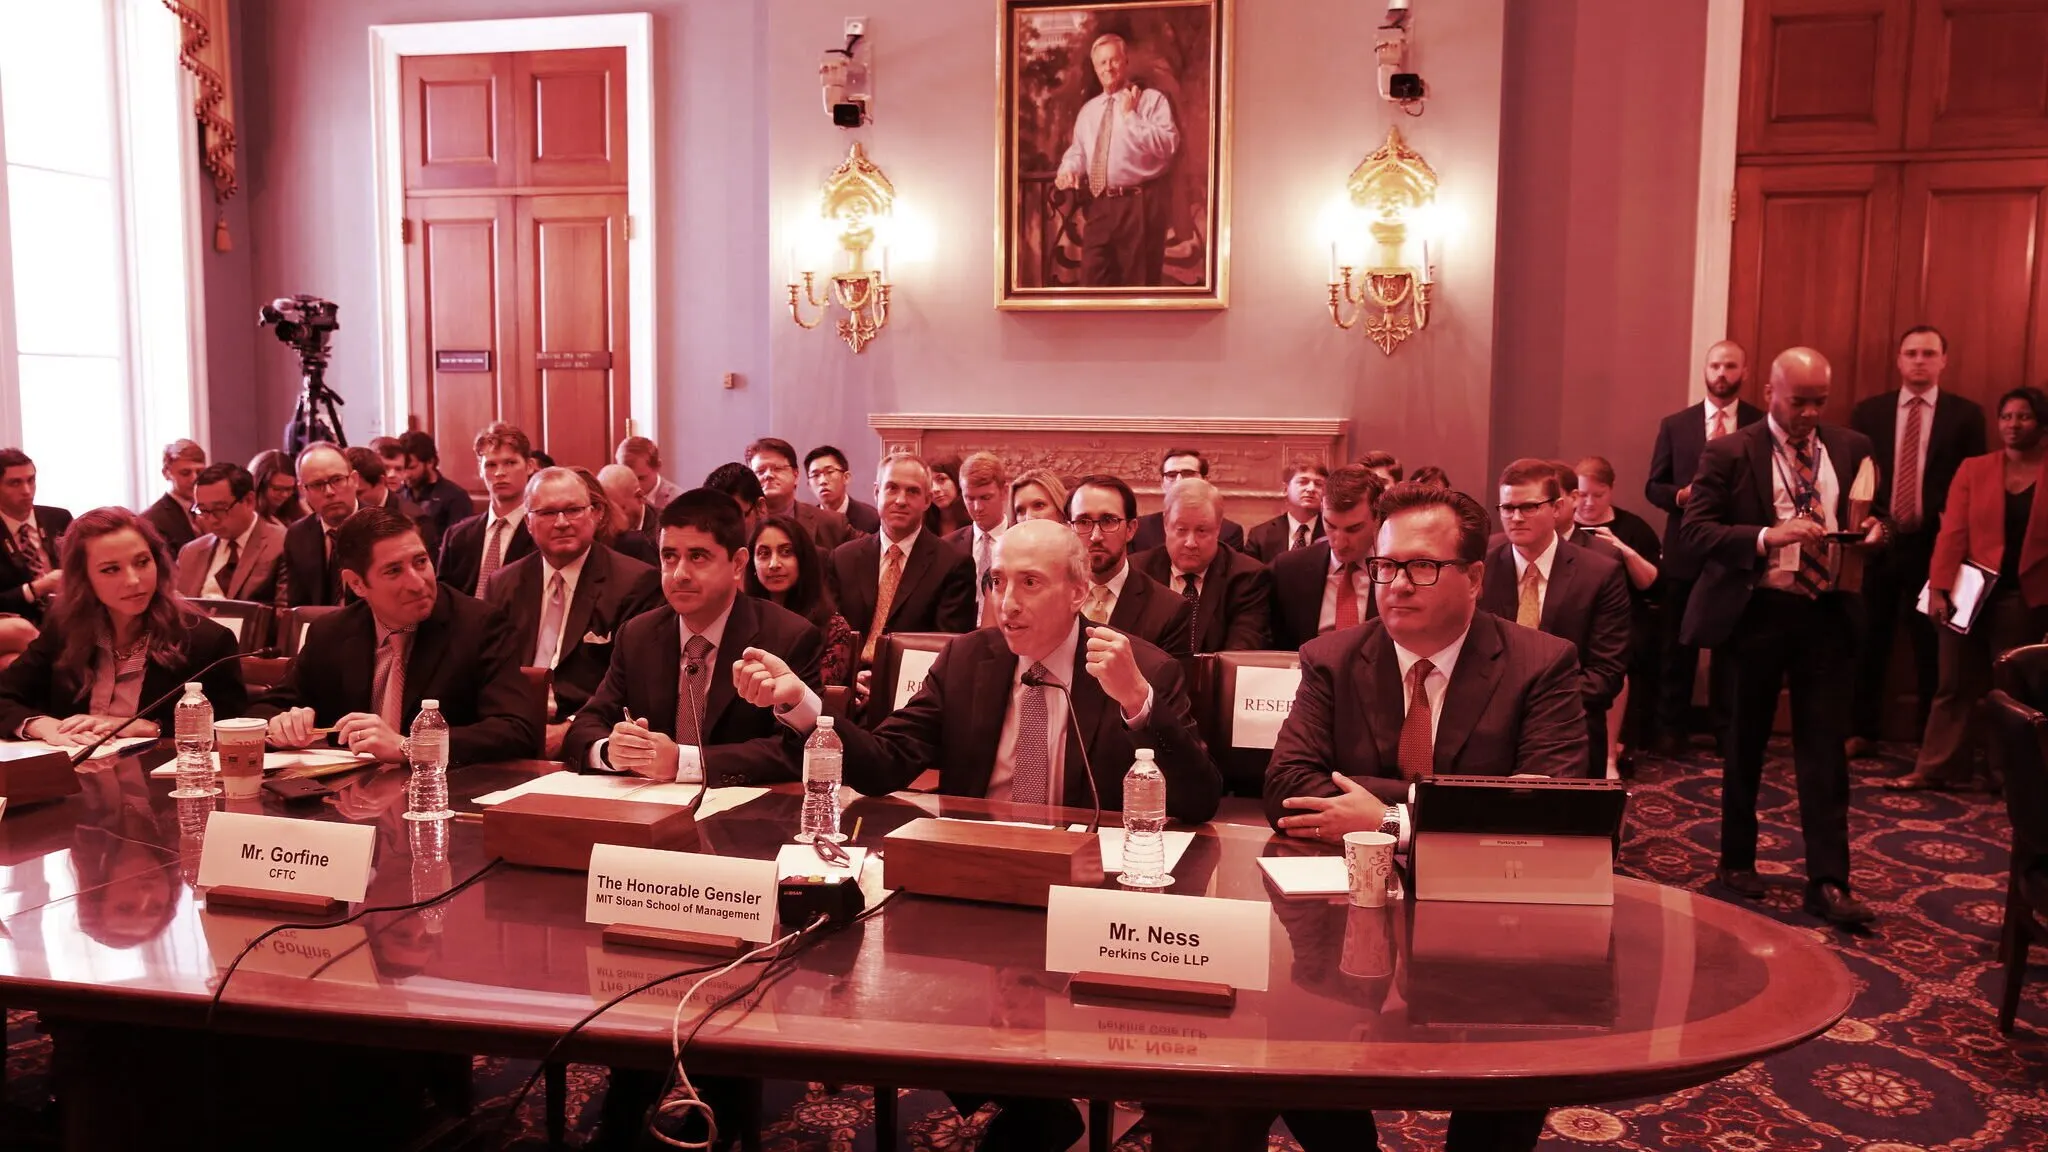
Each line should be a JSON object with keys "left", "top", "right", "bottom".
{"left": 259, "top": 294, "right": 347, "bottom": 456}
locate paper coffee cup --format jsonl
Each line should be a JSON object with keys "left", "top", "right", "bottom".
{"left": 214, "top": 717, "right": 268, "bottom": 799}
{"left": 1342, "top": 830, "right": 1396, "bottom": 908}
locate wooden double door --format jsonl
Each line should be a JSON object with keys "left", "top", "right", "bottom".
{"left": 1728, "top": 0, "right": 2048, "bottom": 427}
{"left": 401, "top": 48, "right": 629, "bottom": 492}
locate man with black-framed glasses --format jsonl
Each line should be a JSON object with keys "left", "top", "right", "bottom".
{"left": 1260, "top": 481, "right": 1585, "bottom": 1152}
{"left": 802, "top": 444, "right": 880, "bottom": 535}
{"left": 283, "top": 442, "right": 361, "bottom": 607}
{"left": 1069, "top": 474, "right": 1191, "bottom": 658}
{"left": 175, "top": 462, "right": 287, "bottom": 609}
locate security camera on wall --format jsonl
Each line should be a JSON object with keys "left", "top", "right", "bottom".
{"left": 1377, "top": 2, "right": 1425, "bottom": 112}
{"left": 821, "top": 21, "right": 871, "bottom": 128}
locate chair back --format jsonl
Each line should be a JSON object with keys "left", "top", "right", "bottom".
{"left": 277, "top": 605, "right": 341, "bottom": 656}
{"left": 239, "top": 655, "right": 291, "bottom": 693}
{"left": 822, "top": 685, "right": 852, "bottom": 721}
{"left": 1204, "top": 650, "right": 1305, "bottom": 797}
{"left": 516, "top": 666, "right": 553, "bottom": 742}
{"left": 191, "top": 598, "right": 276, "bottom": 654}
{"left": 1988, "top": 688, "right": 2048, "bottom": 867}
{"left": 867, "top": 632, "right": 956, "bottom": 726}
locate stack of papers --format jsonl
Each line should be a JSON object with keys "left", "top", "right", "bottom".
{"left": 470, "top": 771, "right": 768, "bottom": 820}
{"left": 1256, "top": 855, "right": 1350, "bottom": 896}
{"left": 5, "top": 736, "right": 155, "bottom": 762}
{"left": 148, "top": 748, "right": 376, "bottom": 779}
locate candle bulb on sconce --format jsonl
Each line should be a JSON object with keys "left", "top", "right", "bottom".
{"left": 1325, "top": 126, "right": 1438, "bottom": 355}
{"left": 787, "top": 141, "right": 896, "bottom": 354}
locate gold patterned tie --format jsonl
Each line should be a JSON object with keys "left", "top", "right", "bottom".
{"left": 1084, "top": 584, "right": 1113, "bottom": 625}
{"left": 862, "top": 544, "right": 904, "bottom": 665}
{"left": 1517, "top": 563, "right": 1543, "bottom": 628}
{"left": 1087, "top": 98, "right": 1114, "bottom": 197}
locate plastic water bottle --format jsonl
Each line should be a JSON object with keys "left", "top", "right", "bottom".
{"left": 1120, "top": 749, "right": 1170, "bottom": 889}
{"left": 801, "top": 717, "right": 845, "bottom": 843}
{"left": 170, "top": 682, "right": 217, "bottom": 798}
{"left": 404, "top": 699, "right": 452, "bottom": 822}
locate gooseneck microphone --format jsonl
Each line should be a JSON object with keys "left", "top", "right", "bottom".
{"left": 679, "top": 652, "right": 710, "bottom": 815}
{"left": 68, "top": 646, "right": 278, "bottom": 766}
{"left": 1019, "top": 668, "right": 1103, "bottom": 834}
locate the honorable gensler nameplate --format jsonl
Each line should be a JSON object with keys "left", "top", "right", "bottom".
{"left": 1045, "top": 886, "right": 1272, "bottom": 991}
{"left": 197, "top": 810, "right": 376, "bottom": 903}
{"left": 587, "top": 844, "right": 778, "bottom": 943}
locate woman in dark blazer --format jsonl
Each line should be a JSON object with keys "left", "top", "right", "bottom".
{"left": 0, "top": 507, "right": 245, "bottom": 744}
{"left": 1904, "top": 385, "right": 2048, "bottom": 790}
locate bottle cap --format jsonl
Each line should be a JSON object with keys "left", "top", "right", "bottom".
{"left": 183, "top": 681, "right": 203, "bottom": 694}
{"left": 1136, "top": 748, "right": 1155, "bottom": 760}
{"left": 421, "top": 698, "right": 439, "bottom": 710}
{"left": 818, "top": 716, "right": 835, "bottom": 729}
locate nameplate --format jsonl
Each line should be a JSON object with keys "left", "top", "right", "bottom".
{"left": 196, "top": 810, "right": 376, "bottom": 903}
{"left": 586, "top": 844, "right": 778, "bottom": 942}
{"left": 1044, "top": 886, "right": 1271, "bottom": 991}
{"left": 1231, "top": 665, "right": 1301, "bottom": 749}
{"left": 893, "top": 647, "right": 940, "bottom": 710}
{"left": 435, "top": 349, "right": 491, "bottom": 373}
{"left": 536, "top": 349, "right": 613, "bottom": 371}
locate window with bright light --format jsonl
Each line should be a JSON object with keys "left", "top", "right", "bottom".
{"left": 0, "top": 0, "right": 203, "bottom": 514}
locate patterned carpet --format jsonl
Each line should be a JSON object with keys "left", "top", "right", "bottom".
{"left": 7, "top": 739, "right": 2047, "bottom": 1151}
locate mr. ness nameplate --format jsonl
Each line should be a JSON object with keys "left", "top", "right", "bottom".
{"left": 586, "top": 844, "right": 778, "bottom": 943}
{"left": 1045, "top": 886, "right": 1272, "bottom": 991}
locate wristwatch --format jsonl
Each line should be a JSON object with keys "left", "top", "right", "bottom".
{"left": 1377, "top": 805, "right": 1403, "bottom": 842}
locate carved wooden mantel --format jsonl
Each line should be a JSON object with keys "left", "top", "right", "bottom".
{"left": 868, "top": 414, "right": 1351, "bottom": 520}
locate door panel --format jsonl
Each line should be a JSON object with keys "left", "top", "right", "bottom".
{"left": 1906, "top": 0, "right": 2048, "bottom": 150}
{"left": 517, "top": 195, "right": 630, "bottom": 473}
{"left": 401, "top": 54, "right": 515, "bottom": 192}
{"left": 515, "top": 48, "right": 628, "bottom": 188}
{"left": 1895, "top": 159, "right": 2048, "bottom": 425}
{"left": 1730, "top": 164, "right": 1902, "bottom": 420}
{"left": 405, "top": 197, "right": 519, "bottom": 494}
{"left": 1740, "top": 0, "right": 1912, "bottom": 155}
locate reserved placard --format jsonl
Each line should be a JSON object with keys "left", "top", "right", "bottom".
{"left": 1045, "top": 885, "right": 1272, "bottom": 991}
{"left": 586, "top": 844, "right": 778, "bottom": 942}
{"left": 197, "top": 810, "right": 376, "bottom": 902}
{"left": 893, "top": 647, "right": 940, "bottom": 710}
{"left": 1231, "top": 665, "right": 1302, "bottom": 749}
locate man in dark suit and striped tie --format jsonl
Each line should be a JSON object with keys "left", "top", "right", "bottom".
{"left": 0, "top": 448, "right": 70, "bottom": 623}
{"left": 1243, "top": 460, "right": 1328, "bottom": 562}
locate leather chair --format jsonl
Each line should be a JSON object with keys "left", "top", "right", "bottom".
{"left": 238, "top": 655, "right": 291, "bottom": 694}
{"left": 1201, "top": 651, "right": 1304, "bottom": 797}
{"left": 277, "top": 605, "right": 341, "bottom": 656}
{"left": 865, "top": 632, "right": 956, "bottom": 727}
{"left": 1990, "top": 645, "right": 2048, "bottom": 1034}
{"left": 191, "top": 597, "right": 276, "bottom": 654}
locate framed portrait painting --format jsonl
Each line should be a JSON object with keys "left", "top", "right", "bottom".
{"left": 997, "top": 0, "right": 1233, "bottom": 310}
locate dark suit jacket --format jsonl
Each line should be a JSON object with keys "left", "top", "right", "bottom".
{"left": 403, "top": 475, "right": 476, "bottom": 555}
{"left": 282, "top": 512, "right": 349, "bottom": 608}
{"left": 1105, "top": 565, "right": 1194, "bottom": 658}
{"left": 1131, "top": 511, "right": 1244, "bottom": 555}
{"left": 1645, "top": 399, "right": 1765, "bottom": 578}
{"left": 609, "top": 531, "right": 659, "bottom": 568}
{"left": 1266, "top": 541, "right": 1378, "bottom": 652}
{"left": 0, "top": 614, "right": 246, "bottom": 737}
{"left": 438, "top": 511, "right": 537, "bottom": 597}
{"left": 786, "top": 501, "right": 854, "bottom": 554}
{"left": 0, "top": 505, "right": 70, "bottom": 621}
{"left": 836, "top": 499, "right": 881, "bottom": 535}
{"left": 1679, "top": 419, "right": 1888, "bottom": 648}
{"left": 561, "top": 594, "right": 824, "bottom": 786}
{"left": 142, "top": 492, "right": 198, "bottom": 555}
{"left": 838, "top": 622, "right": 1222, "bottom": 823}
{"left": 1244, "top": 512, "right": 1324, "bottom": 564}
{"left": 174, "top": 518, "right": 289, "bottom": 608}
{"left": 1262, "top": 614, "right": 1589, "bottom": 826}
{"left": 1478, "top": 538, "right": 1632, "bottom": 709}
{"left": 832, "top": 530, "right": 978, "bottom": 648}
{"left": 1133, "top": 545, "right": 1271, "bottom": 653}
{"left": 247, "top": 589, "right": 539, "bottom": 763}
{"left": 1850, "top": 388, "right": 1986, "bottom": 543}
{"left": 484, "top": 545, "right": 663, "bottom": 719}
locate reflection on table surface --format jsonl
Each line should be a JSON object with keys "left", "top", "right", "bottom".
{"left": 0, "top": 749, "right": 1854, "bottom": 1106}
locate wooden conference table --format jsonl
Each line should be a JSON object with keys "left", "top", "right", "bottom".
{"left": 0, "top": 750, "right": 1855, "bottom": 1149}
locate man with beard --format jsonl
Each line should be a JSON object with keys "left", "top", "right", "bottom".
{"left": 1070, "top": 474, "right": 1191, "bottom": 658}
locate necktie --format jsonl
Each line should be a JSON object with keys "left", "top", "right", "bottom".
{"left": 1710, "top": 409, "right": 1730, "bottom": 440}
{"left": 1087, "top": 98, "right": 1115, "bottom": 197}
{"left": 974, "top": 533, "right": 993, "bottom": 619}
{"left": 1292, "top": 523, "right": 1309, "bottom": 551}
{"left": 215, "top": 538, "right": 241, "bottom": 595}
{"left": 862, "top": 544, "right": 904, "bottom": 665}
{"left": 1179, "top": 573, "right": 1201, "bottom": 648}
{"left": 1896, "top": 396, "right": 1925, "bottom": 530}
{"left": 1012, "top": 662, "right": 1053, "bottom": 804}
{"left": 1333, "top": 562, "right": 1360, "bottom": 631}
{"left": 373, "top": 629, "right": 411, "bottom": 733}
{"left": 1397, "top": 659, "right": 1436, "bottom": 782}
{"left": 18, "top": 522, "right": 44, "bottom": 578}
{"left": 325, "top": 528, "right": 342, "bottom": 603}
{"left": 1084, "top": 584, "right": 1113, "bottom": 625}
{"left": 675, "top": 634, "right": 715, "bottom": 747}
{"left": 1517, "top": 562, "right": 1543, "bottom": 628}
{"left": 534, "top": 571, "right": 567, "bottom": 668}
{"left": 479, "top": 519, "right": 508, "bottom": 593}
{"left": 1786, "top": 435, "right": 1834, "bottom": 596}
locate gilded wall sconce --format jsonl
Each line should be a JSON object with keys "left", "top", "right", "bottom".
{"left": 788, "top": 141, "right": 895, "bottom": 353}
{"left": 1327, "top": 126, "right": 1438, "bottom": 355}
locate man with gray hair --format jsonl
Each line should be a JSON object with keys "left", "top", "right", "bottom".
{"left": 1051, "top": 31, "right": 1182, "bottom": 287}
{"left": 1135, "top": 477, "right": 1272, "bottom": 652}
{"left": 828, "top": 451, "right": 978, "bottom": 667}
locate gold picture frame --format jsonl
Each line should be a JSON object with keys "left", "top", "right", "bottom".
{"left": 996, "top": 0, "right": 1233, "bottom": 310}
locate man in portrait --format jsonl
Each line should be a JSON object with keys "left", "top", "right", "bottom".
{"left": 1052, "top": 33, "right": 1181, "bottom": 287}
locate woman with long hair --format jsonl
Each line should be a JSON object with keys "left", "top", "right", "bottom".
{"left": 1900, "top": 385, "right": 2048, "bottom": 790}
{"left": 1008, "top": 469, "right": 1070, "bottom": 524}
{"left": 743, "top": 515, "right": 855, "bottom": 687}
{"left": 924, "top": 455, "right": 972, "bottom": 536}
{"left": 0, "top": 508, "right": 246, "bottom": 744}
{"left": 248, "top": 448, "right": 307, "bottom": 525}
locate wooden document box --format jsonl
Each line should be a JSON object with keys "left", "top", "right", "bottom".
{"left": 883, "top": 818, "right": 1104, "bottom": 907}
{"left": 482, "top": 794, "right": 698, "bottom": 871}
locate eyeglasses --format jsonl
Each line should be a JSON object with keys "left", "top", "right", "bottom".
{"left": 753, "top": 462, "right": 794, "bottom": 478}
{"left": 806, "top": 466, "right": 846, "bottom": 482}
{"left": 302, "top": 476, "right": 352, "bottom": 494}
{"left": 190, "top": 502, "right": 238, "bottom": 518}
{"left": 1496, "top": 500, "right": 1557, "bottom": 518}
{"left": 1363, "top": 557, "right": 1471, "bottom": 586}
{"left": 1161, "top": 468, "right": 1202, "bottom": 482}
{"left": 529, "top": 504, "right": 592, "bottom": 523}
{"left": 1071, "top": 515, "right": 1127, "bottom": 537}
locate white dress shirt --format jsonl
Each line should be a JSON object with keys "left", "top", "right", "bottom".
{"left": 1317, "top": 549, "right": 1374, "bottom": 634}
{"left": 1758, "top": 415, "right": 1841, "bottom": 592}
{"left": 1703, "top": 396, "right": 1739, "bottom": 439}
{"left": 1507, "top": 533, "right": 1561, "bottom": 618}
{"left": 534, "top": 548, "right": 591, "bottom": 668}
{"left": 988, "top": 622, "right": 1154, "bottom": 808}
{"left": 1054, "top": 86, "right": 1180, "bottom": 190}
{"left": 590, "top": 598, "right": 733, "bottom": 782}
{"left": 201, "top": 517, "right": 262, "bottom": 599}
{"left": 1896, "top": 384, "right": 1939, "bottom": 520}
